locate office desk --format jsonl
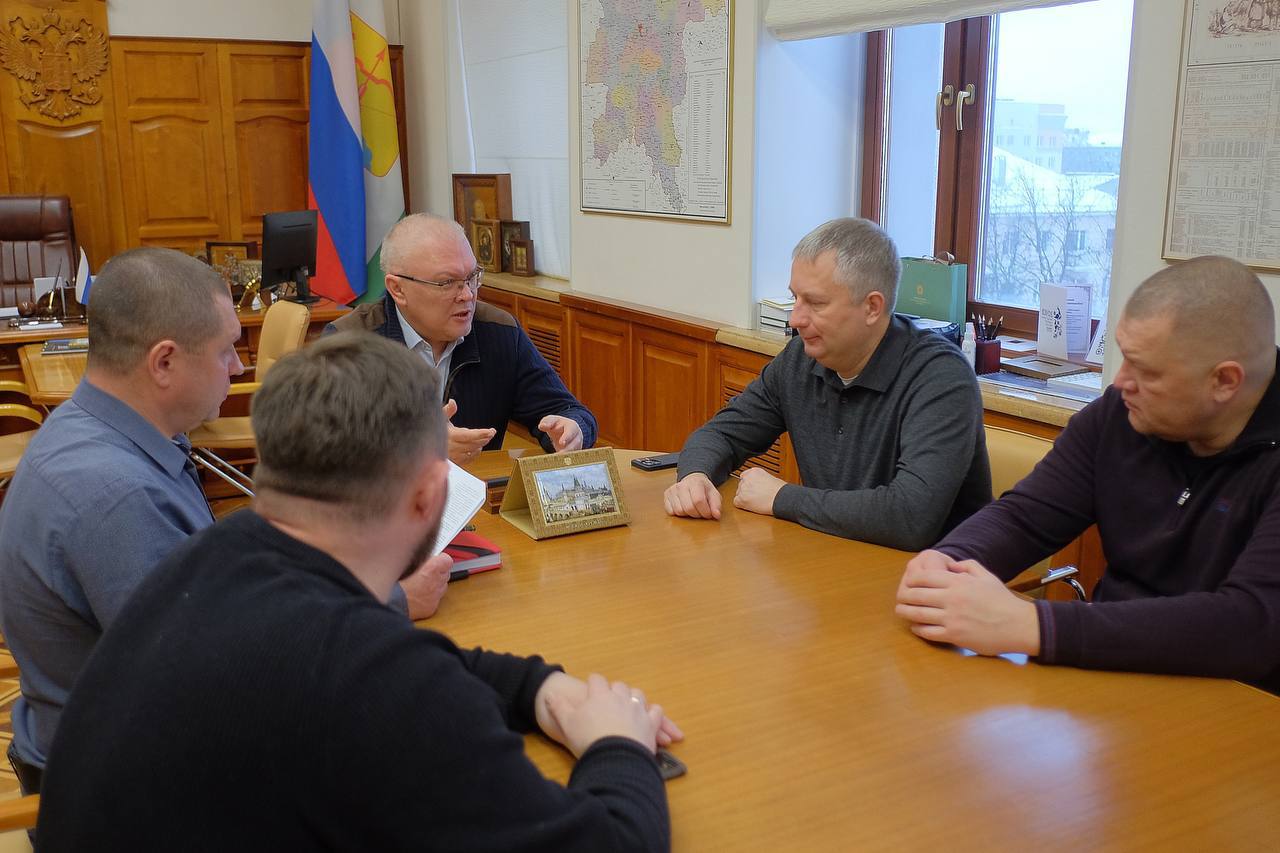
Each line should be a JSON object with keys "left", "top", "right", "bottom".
{"left": 12, "top": 298, "right": 348, "bottom": 409}
{"left": 16, "top": 345, "right": 83, "bottom": 406}
{"left": 0, "top": 322, "right": 88, "bottom": 388}
{"left": 439, "top": 450, "right": 1280, "bottom": 851}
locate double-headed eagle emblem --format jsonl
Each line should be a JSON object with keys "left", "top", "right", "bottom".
{"left": 0, "top": 9, "right": 108, "bottom": 121}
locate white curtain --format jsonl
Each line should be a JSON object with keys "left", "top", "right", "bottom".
{"left": 765, "top": 0, "right": 1088, "bottom": 40}
{"left": 447, "top": 0, "right": 570, "bottom": 278}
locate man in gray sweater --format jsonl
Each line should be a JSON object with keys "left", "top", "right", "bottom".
{"left": 664, "top": 218, "right": 990, "bottom": 550}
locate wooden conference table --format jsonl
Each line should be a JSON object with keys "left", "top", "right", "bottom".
{"left": 442, "top": 450, "right": 1280, "bottom": 851}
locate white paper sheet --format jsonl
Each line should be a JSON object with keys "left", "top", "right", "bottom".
{"left": 1064, "top": 284, "right": 1092, "bottom": 353}
{"left": 1037, "top": 283, "right": 1068, "bottom": 361}
{"left": 32, "top": 276, "right": 60, "bottom": 300}
{"left": 1086, "top": 318, "right": 1106, "bottom": 366}
{"left": 429, "top": 461, "right": 489, "bottom": 556}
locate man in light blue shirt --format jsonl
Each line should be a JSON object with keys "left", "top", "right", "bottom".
{"left": 0, "top": 248, "right": 245, "bottom": 787}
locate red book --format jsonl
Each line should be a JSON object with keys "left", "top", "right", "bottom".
{"left": 443, "top": 530, "right": 502, "bottom": 580}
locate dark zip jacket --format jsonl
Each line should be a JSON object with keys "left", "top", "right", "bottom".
{"left": 937, "top": 351, "right": 1280, "bottom": 692}
{"left": 328, "top": 292, "right": 597, "bottom": 453}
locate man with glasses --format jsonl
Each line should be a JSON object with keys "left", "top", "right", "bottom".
{"left": 330, "top": 214, "right": 596, "bottom": 463}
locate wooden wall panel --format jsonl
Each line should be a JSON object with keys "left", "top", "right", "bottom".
{"left": 217, "top": 42, "right": 309, "bottom": 242}
{"left": 567, "top": 309, "right": 631, "bottom": 448}
{"left": 632, "top": 325, "right": 709, "bottom": 453}
{"left": 0, "top": 0, "right": 127, "bottom": 269}
{"left": 1, "top": 27, "right": 412, "bottom": 268}
{"left": 518, "top": 298, "right": 565, "bottom": 378}
{"left": 479, "top": 289, "right": 518, "bottom": 317}
{"left": 713, "top": 343, "right": 800, "bottom": 482}
{"left": 9, "top": 121, "right": 120, "bottom": 271}
{"left": 111, "top": 40, "right": 229, "bottom": 255}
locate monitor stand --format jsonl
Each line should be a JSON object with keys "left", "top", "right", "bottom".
{"left": 284, "top": 266, "right": 319, "bottom": 304}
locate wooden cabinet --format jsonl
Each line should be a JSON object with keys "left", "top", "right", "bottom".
{"left": 480, "top": 289, "right": 518, "bottom": 316}
{"left": 632, "top": 325, "right": 711, "bottom": 452}
{"left": 567, "top": 309, "right": 631, "bottom": 448}
{"left": 562, "top": 293, "right": 720, "bottom": 452}
{"left": 518, "top": 298, "right": 565, "bottom": 378}
{"left": 112, "top": 40, "right": 231, "bottom": 256}
{"left": 216, "top": 42, "right": 310, "bottom": 244}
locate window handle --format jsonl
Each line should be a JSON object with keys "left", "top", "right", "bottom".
{"left": 935, "top": 85, "right": 955, "bottom": 131}
{"left": 955, "top": 83, "right": 976, "bottom": 131}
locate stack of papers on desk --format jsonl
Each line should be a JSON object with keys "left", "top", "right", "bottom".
{"left": 758, "top": 297, "right": 794, "bottom": 334}
{"left": 1046, "top": 370, "right": 1104, "bottom": 399}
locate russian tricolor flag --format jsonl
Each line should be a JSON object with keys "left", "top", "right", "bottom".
{"left": 309, "top": 0, "right": 405, "bottom": 305}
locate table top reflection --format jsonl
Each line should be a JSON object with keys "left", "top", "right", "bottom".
{"left": 434, "top": 449, "right": 1280, "bottom": 851}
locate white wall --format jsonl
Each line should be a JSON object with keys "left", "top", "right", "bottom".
{"left": 106, "top": 0, "right": 401, "bottom": 43}
{"left": 568, "top": 1, "right": 761, "bottom": 327}
{"left": 1107, "top": 0, "right": 1280, "bottom": 374}
{"left": 398, "top": 1, "right": 453, "bottom": 218}
{"left": 753, "top": 30, "right": 864, "bottom": 302}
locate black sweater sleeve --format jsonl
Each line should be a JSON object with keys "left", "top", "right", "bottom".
{"left": 322, "top": 618, "right": 670, "bottom": 852}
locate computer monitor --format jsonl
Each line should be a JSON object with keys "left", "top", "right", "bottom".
{"left": 260, "top": 210, "right": 319, "bottom": 304}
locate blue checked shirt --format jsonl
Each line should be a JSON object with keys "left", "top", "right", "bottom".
{"left": 0, "top": 380, "right": 215, "bottom": 767}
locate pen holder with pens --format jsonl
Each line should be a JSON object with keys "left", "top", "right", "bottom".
{"left": 974, "top": 339, "right": 1001, "bottom": 375}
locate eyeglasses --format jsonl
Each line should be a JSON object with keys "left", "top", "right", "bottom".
{"left": 391, "top": 268, "right": 483, "bottom": 294}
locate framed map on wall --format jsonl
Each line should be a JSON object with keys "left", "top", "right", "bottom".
{"left": 578, "top": 0, "right": 732, "bottom": 223}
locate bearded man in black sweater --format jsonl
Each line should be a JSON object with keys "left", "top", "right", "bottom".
{"left": 37, "top": 332, "right": 682, "bottom": 851}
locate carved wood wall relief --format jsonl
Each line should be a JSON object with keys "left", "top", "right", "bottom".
{"left": 0, "top": 8, "right": 107, "bottom": 120}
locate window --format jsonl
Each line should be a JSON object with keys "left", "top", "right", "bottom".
{"left": 862, "top": 0, "right": 1134, "bottom": 334}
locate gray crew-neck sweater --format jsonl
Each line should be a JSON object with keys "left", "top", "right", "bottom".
{"left": 677, "top": 315, "right": 991, "bottom": 550}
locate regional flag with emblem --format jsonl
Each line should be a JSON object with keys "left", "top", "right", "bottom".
{"left": 308, "top": 0, "right": 405, "bottom": 304}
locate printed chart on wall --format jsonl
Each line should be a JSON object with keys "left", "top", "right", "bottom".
{"left": 1164, "top": 0, "right": 1280, "bottom": 269}
{"left": 579, "top": 0, "right": 732, "bottom": 223}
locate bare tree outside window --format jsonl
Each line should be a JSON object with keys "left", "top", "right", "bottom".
{"left": 975, "top": 0, "right": 1131, "bottom": 319}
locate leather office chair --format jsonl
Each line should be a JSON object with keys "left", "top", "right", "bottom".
{"left": 0, "top": 196, "right": 77, "bottom": 309}
{"left": 189, "top": 299, "right": 311, "bottom": 496}
{"left": 984, "top": 425, "right": 1086, "bottom": 600}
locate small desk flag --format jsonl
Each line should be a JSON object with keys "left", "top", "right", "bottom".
{"left": 75, "top": 247, "right": 92, "bottom": 304}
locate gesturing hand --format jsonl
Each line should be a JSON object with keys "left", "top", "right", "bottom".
{"left": 443, "top": 398, "right": 495, "bottom": 465}
{"left": 538, "top": 415, "right": 584, "bottom": 453}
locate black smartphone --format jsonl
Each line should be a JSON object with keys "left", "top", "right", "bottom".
{"left": 631, "top": 452, "right": 680, "bottom": 472}
{"left": 656, "top": 749, "right": 687, "bottom": 781}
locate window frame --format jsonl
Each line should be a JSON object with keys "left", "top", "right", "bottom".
{"left": 860, "top": 15, "right": 1106, "bottom": 339}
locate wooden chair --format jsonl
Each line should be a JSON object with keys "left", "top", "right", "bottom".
{"left": 0, "top": 383, "right": 44, "bottom": 494}
{"left": 0, "top": 794, "right": 38, "bottom": 835}
{"left": 188, "top": 299, "right": 311, "bottom": 496}
{"left": 984, "top": 425, "right": 1086, "bottom": 600}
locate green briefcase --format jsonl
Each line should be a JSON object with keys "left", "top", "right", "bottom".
{"left": 899, "top": 257, "right": 967, "bottom": 325}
